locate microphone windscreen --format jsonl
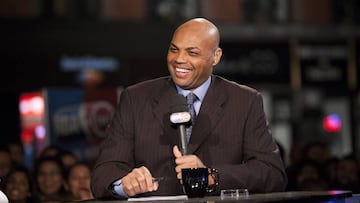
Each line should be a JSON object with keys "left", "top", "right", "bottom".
{"left": 171, "top": 94, "right": 188, "bottom": 113}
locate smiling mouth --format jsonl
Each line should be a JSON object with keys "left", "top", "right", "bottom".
{"left": 175, "top": 67, "right": 191, "bottom": 73}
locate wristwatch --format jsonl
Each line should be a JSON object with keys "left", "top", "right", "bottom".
{"left": 207, "top": 167, "right": 219, "bottom": 193}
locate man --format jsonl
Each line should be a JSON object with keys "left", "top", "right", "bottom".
{"left": 91, "top": 17, "right": 287, "bottom": 199}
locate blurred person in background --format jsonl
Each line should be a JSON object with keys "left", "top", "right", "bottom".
{"left": 65, "top": 162, "right": 94, "bottom": 201}
{"left": 0, "top": 146, "right": 12, "bottom": 189}
{"left": 286, "top": 141, "right": 331, "bottom": 191}
{"left": 331, "top": 155, "right": 360, "bottom": 193}
{"left": 285, "top": 142, "right": 305, "bottom": 191}
{"left": 56, "top": 150, "right": 79, "bottom": 171}
{"left": 325, "top": 157, "right": 339, "bottom": 188}
{"left": 293, "top": 159, "right": 329, "bottom": 191}
{"left": 38, "top": 145, "right": 62, "bottom": 159}
{"left": 7, "top": 141, "right": 25, "bottom": 167}
{"left": 33, "top": 157, "right": 70, "bottom": 202}
{"left": 3, "top": 166, "right": 34, "bottom": 203}
{"left": 302, "top": 142, "right": 330, "bottom": 166}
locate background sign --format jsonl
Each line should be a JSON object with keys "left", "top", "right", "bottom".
{"left": 44, "top": 87, "right": 119, "bottom": 164}
{"left": 299, "top": 41, "right": 348, "bottom": 88}
{"left": 214, "top": 41, "right": 290, "bottom": 84}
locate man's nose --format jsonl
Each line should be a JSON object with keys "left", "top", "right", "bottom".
{"left": 175, "top": 51, "right": 187, "bottom": 63}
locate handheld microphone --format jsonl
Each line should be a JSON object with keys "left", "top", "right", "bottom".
{"left": 170, "top": 94, "right": 190, "bottom": 155}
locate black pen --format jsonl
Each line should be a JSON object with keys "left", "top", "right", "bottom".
{"left": 152, "top": 177, "right": 165, "bottom": 183}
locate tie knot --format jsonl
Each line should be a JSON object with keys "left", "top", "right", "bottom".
{"left": 186, "top": 92, "right": 197, "bottom": 105}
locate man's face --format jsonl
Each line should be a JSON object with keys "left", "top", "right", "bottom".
{"left": 167, "top": 26, "right": 217, "bottom": 90}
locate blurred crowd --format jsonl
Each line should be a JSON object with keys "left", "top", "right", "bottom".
{"left": 0, "top": 142, "right": 94, "bottom": 202}
{"left": 0, "top": 140, "right": 359, "bottom": 202}
{"left": 284, "top": 142, "right": 360, "bottom": 193}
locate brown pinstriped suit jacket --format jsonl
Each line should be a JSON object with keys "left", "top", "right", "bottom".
{"left": 91, "top": 75, "right": 287, "bottom": 199}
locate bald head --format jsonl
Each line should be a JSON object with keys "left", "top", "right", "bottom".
{"left": 167, "top": 18, "right": 222, "bottom": 90}
{"left": 173, "top": 18, "right": 220, "bottom": 51}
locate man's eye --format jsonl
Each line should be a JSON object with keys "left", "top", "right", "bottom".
{"left": 169, "top": 47, "right": 178, "bottom": 52}
{"left": 189, "top": 51, "right": 198, "bottom": 56}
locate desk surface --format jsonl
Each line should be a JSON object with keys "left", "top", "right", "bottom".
{"left": 83, "top": 190, "right": 356, "bottom": 203}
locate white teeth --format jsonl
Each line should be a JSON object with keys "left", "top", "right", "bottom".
{"left": 176, "top": 68, "right": 190, "bottom": 73}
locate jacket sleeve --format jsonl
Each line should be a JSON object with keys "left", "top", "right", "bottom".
{"left": 90, "top": 89, "right": 135, "bottom": 199}
{"left": 213, "top": 92, "right": 287, "bottom": 193}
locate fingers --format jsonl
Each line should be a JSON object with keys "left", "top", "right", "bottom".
{"left": 173, "top": 145, "right": 182, "bottom": 158}
{"left": 122, "top": 166, "right": 158, "bottom": 197}
{"left": 173, "top": 145, "right": 207, "bottom": 181}
{"left": 174, "top": 145, "right": 201, "bottom": 168}
{"left": 173, "top": 146, "right": 183, "bottom": 182}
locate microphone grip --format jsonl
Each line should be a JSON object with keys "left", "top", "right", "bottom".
{"left": 179, "top": 124, "right": 187, "bottom": 155}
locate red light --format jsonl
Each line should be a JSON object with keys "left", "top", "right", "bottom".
{"left": 323, "top": 114, "right": 341, "bottom": 133}
{"left": 21, "top": 129, "right": 34, "bottom": 143}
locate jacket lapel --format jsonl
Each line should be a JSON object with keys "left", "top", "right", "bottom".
{"left": 187, "top": 76, "right": 227, "bottom": 154}
{"left": 152, "top": 78, "right": 179, "bottom": 145}
{"left": 150, "top": 76, "right": 227, "bottom": 151}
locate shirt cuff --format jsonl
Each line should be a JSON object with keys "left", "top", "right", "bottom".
{"left": 112, "top": 179, "right": 128, "bottom": 198}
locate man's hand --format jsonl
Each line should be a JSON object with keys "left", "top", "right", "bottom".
{"left": 173, "top": 145, "right": 206, "bottom": 182}
{"left": 121, "top": 166, "right": 159, "bottom": 197}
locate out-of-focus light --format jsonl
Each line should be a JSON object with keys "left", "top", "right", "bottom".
{"left": 21, "top": 129, "right": 33, "bottom": 143}
{"left": 328, "top": 190, "right": 343, "bottom": 195}
{"left": 34, "top": 125, "right": 46, "bottom": 140}
{"left": 323, "top": 114, "right": 342, "bottom": 133}
{"left": 30, "top": 96, "right": 44, "bottom": 115}
{"left": 19, "top": 93, "right": 44, "bottom": 116}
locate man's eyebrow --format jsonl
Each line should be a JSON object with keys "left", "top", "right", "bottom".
{"left": 169, "top": 43, "right": 200, "bottom": 51}
{"left": 186, "top": 47, "right": 200, "bottom": 51}
{"left": 169, "top": 43, "right": 178, "bottom": 48}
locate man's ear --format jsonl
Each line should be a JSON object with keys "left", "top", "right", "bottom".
{"left": 213, "top": 48, "right": 222, "bottom": 66}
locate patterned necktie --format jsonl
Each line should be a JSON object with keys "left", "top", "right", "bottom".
{"left": 186, "top": 92, "right": 198, "bottom": 143}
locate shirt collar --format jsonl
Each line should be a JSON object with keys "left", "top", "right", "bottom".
{"left": 175, "top": 76, "right": 211, "bottom": 102}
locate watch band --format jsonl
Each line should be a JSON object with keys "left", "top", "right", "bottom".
{"left": 207, "top": 167, "right": 219, "bottom": 193}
